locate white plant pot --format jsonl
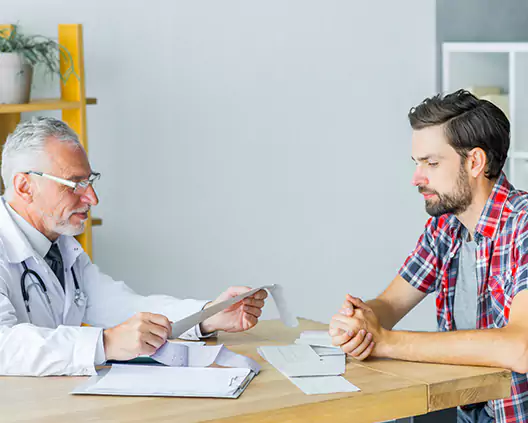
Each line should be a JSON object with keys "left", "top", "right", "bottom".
{"left": 0, "top": 53, "right": 33, "bottom": 104}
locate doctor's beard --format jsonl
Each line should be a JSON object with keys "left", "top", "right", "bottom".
{"left": 54, "top": 207, "right": 90, "bottom": 236}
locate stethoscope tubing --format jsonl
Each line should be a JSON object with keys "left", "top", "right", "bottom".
{"left": 20, "top": 261, "right": 85, "bottom": 324}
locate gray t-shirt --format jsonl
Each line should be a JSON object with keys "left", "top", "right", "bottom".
{"left": 454, "top": 236, "right": 478, "bottom": 330}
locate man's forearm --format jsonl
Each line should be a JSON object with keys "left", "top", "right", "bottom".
{"left": 365, "top": 299, "right": 400, "bottom": 330}
{"left": 377, "top": 326, "right": 528, "bottom": 373}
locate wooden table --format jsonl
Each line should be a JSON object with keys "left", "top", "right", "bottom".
{"left": 0, "top": 319, "right": 511, "bottom": 423}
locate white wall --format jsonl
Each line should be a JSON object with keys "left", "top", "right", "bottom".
{"left": 1, "top": 0, "right": 437, "bottom": 330}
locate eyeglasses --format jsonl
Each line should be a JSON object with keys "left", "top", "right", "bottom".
{"left": 24, "top": 171, "right": 101, "bottom": 195}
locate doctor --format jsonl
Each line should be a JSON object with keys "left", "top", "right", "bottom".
{"left": 0, "top": 116, "right": 268, "bottom": 376}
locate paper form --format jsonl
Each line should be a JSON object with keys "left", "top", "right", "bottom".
{"left": 151, "top": 342, "right": 261, "bottom": 374}
{"left": 295, "top": 330, "right": 336, "bottom": 348}
{"left": 257, "top": 345, "right": 345, "bottom": 377}
{"left": 289, "top": 375, "right": 359, "bottom": 395}
{"left": 258, "top": 344, "right": 359, "bottom": 395}
{"left": 72, "top": 364, "right": 254, "bottom": 398}
{"left": 171, "top": 284, "right": 298, "bottom": 339}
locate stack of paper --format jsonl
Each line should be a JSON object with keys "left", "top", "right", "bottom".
{"left": 258, "top": 343, "right": 359, "bottom": 395}
{"left": 72, "top": 364, "right": 255, "bottom": 398}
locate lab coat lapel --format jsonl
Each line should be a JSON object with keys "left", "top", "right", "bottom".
{"left": 58, "top": 236, "right": 85, "bottom": 324}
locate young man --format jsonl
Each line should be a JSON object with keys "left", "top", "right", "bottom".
{"left": 330, "top": 90, "right": 528, "bottom": 422}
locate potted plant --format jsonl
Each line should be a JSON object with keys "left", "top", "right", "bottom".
{"left": 0, "top": 25, "right": 75, "bottom": 104}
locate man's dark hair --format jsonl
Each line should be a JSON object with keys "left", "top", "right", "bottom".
{"left": 408, "top": 89, "right": 510, "bottom": 179}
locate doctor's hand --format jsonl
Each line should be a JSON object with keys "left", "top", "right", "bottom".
{"left": 103, "top": 312, "right": 171, "bottom": 361}
{"left": 200, "top": 286, "right": 268, "bottom": 334}
{"left": 330, "top": 295, "right": 378, "bottom": 361}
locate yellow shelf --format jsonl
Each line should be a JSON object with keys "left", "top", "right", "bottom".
{"left": 0, "top": 24, "right": 97, "bottom": 259}
{"left": 0, "top": 98, "right": 97, "bottom": 114}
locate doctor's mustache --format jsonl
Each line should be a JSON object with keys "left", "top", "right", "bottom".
{"left": 37, "top": 207, "right": 91, "bottom": 219}
{"left": 68, "top": 207, "right": 91, "bottom": 218}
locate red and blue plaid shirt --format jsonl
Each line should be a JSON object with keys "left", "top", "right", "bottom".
{"left": 399, "top": 173, "right": 528, "bottom": 422}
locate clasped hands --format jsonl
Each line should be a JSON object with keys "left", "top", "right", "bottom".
{"left": 329, "top": 294, "right": 387, "bottom": 361}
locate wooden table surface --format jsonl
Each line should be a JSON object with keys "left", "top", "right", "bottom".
{"left": 0, "top": 319, "right": 511, "bottom": 423}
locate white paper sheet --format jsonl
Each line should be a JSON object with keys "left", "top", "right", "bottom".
{"left": 73, "top": 364, "right": 254, "bottom": 398}
{"left": 257, "top": 345, "right": 345, "bottom": 377}
{"left": 267, "top": 284, "right": 298, "bottom": 327}
{"left": 258, "top": 344, "right": 359, "bottom": 395}
{"left": 289, "top": 375, "right": 360, "bottom": 395}
{"left": 311, "top": 345, "right": 345, "bottom": 357}
{"left": 171, "top": 284, "right": 298, "bottom": 338}
{"left": 151, "top": 342, "right": 261, "bottom": 374}
{"left": 295, "top": 330, "right": 336, "bottom": 348}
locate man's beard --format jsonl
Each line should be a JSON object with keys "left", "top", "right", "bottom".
{"left": 53, "top": 207, "right": 90, "bottom": 236}
{"left": 54, "top": 220, "right": 86, "bottom": 236}
{"left": 419, "top": 166, "right": 473, "bottom": 217}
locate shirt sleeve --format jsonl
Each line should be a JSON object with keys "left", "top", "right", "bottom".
{"left": 0, "top": 260, "right": 101, "bottom": 376}
{"left": 194, "top": 302, "right": 218, "bottom": 339}
{"left": 94, "top": 331, "right": 106, "bottom": 365}
{"left": 398, "top": 217, "right": 440, "bottom": 294}
{"left": 79, "top": 254, "right": 213, "bottom": 340}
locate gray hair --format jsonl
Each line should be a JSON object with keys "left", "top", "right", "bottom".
{"left": 1, "top": 116, "right": 81, "bottom": 200}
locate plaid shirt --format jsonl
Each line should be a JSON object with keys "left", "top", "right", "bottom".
{"left": 400, "top": 173, "right": 528, "bottom": 423}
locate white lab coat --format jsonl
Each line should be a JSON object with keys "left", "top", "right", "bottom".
{"left": 0, "top": 200, "right": 208, "bottom": 376}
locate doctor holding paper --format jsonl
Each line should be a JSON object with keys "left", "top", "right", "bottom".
{"left": 0, "top": 117, "right": 267, "bottom": 377}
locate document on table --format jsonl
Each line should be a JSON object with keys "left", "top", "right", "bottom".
{"left": 289, "top": 375, "right": 359, "bottom": 395}
{"left": 295, "top": 331, "right": 344, "bottom": 357}
{"left": 171, "top": 284, "right": 298, "bottom": 339}
{"left": 258, "top": 344, "right": 359, "bottom": 395}
{"left": 258, "top": 344, "right": 345, "bottom": 376}
{"left": 72, "top": 364, "right": 255, "bottom": 399}
{"left": 151, "top": 342, "right": 261, "bottom": 374}
{"left": 295, "top": 330, "right": 336, "bottom": 348}
{"left": 107, "top": 341, "right": 206, "bottom": 365}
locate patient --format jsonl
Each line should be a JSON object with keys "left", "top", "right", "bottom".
{"left": 330, "top": 90, "right": 528, "bottom": 423}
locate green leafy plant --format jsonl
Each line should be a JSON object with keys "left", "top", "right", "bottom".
{"left": 0, "top": 25, "right": 77, "bottom": 82}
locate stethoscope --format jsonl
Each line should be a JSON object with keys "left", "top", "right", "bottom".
{"left": 20, "top": 261, "right": 87, "bottom": 325}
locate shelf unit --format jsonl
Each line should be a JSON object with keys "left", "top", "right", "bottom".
{"left": 0, "top": 24, "right": 100, "bottom": 259}
{"left": 442, "top": 42, "right": 528, "bottom": 190}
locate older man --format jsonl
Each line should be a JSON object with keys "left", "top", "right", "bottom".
{"left": 0, "top": 116, "right": 267, "bottom": 376}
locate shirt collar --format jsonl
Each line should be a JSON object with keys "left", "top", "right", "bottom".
{"left": 0, "top": 198, "right": 84, "bottom": 267}
{"left": 436, "top": 172, "right": 511, "bottom": 244}
{"left": 5, "top": 201, "right": 53, "bottom": 258}
{"left": 473, "top": 172, "right": 511, "bottom": 241}
{"left": 58, "top": 235, "right": 84, "bottom": 271}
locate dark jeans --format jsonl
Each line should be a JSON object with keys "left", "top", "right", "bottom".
{"left": 396, "top": 404, "right": 493, "bottom": 422}
{"left": 457, "top": 403, "right": 494, "bottom": 423}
